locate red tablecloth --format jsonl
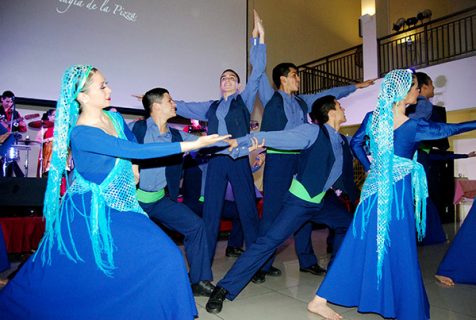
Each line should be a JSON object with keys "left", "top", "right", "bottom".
{"left": 0, "top": 217, "right": 45, "bottom": 253}
{"left": 454, "top": 179, "right": 476, "bottom": 204}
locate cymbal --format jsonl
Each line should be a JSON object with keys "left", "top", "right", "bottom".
{"left": 28, "top": 120, "right": 54, "bottom": 129}
{"left": 10, "top": 145, "right": 31, "bottom": 150}
{"left": 17, "top": 139, "right": 40, "bottom": 145}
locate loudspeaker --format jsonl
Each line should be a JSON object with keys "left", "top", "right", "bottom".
{"left": 0, "top": 177, "right": 46, "bottom": 216}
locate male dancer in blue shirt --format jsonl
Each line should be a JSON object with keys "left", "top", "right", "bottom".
{"left": 132, "top": 87, "right": 216, "bottom": 297}
{"left": 174, "top": 11, "right": 266, "bottom": 266}
{"left": 205, "top": 95, "right": 354, "bottom": 314}
{"left": 256, "top": 61, "right": 374, "bottom": 279}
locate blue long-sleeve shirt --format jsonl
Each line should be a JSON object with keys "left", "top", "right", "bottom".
{"left": 175, "top": 38, "right": 266, "bottom": 156}
{"left": 237, "top": 123, "right": 344, "bottom": 192}
{"left": 258, "top": 73, "right": 357, "bottom": 129}
{"left": 408, "top": 96, "right": 433, "bottom": 120}
{"left": 138, "top": 117, "right": 198, "bottom": 192}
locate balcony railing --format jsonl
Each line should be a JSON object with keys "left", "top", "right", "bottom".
{"left": 297, "top": 45, "right": 363, "bottom": 94}
{"left": 297, "top": 6, "right": 476, "bottom": 93}
{"left": 378, "top": 6, "right": 476, "bottom": 76}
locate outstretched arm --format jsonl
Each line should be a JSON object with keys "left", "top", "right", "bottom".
{"left": 72, "top": 126, "right": 230, "bottom": 160}
{"left": 350, "top": 112, "right": 372, "bottom": 171}
{"left": 299, "top": 79, "right": 376, "bottom": 107}
{"left": 175, "top": 100, "right": 214, "bottom": 121}
{"left": 415, "top": 119, "right": 476, "bottom": 142}
{"left": 235, "top": 123, "right": 319, "bottom": 152}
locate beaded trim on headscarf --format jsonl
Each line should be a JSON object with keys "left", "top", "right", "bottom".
{"left": 34, "top": 65, "right": 93, "bottom": 268}
{"left": 356, "top": 69, "right": 428, "bottom": 284}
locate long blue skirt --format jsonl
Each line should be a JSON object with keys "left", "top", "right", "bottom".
{"left": 317, "top": 177, "right": 430, "bottom": 320}
{"left": 0, "top": 193, "right": 197, "bottom": 319}
{"left": 437, "top": 198, "right": 476, "bottom": 284}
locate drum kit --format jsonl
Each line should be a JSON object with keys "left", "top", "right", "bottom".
{"left": 1, "top": 115, "right": 54, "bottom": 178}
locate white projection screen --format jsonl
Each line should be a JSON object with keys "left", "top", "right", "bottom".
{"left": 0, "top": 0, "right": 248, "bottom": 109}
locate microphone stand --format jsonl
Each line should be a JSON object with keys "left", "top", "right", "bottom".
{"left": 8, "top": 103, "right": 15, "bottom": 133}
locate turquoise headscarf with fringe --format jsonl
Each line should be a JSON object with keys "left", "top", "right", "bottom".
{"left": 354, "top": 69, "right": 428, "bottom": 285}
{"left": 34, "top": 65, "right": 146, "bottom": 276}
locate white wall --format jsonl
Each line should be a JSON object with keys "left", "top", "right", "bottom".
{"left": 0, "top": 0, "right": 247, "bottom": 108}
{"left": 341, "top": 55, "right": 476, "bottom": 125}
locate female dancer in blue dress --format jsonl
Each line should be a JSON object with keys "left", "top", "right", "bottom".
{"left": 0, "top": 65, "right": 230, "bottom": 319}
{"left": 307, "top": 69, "right": 476, "bottom": 320}
{"left": 435, "top": 196, "right": 476, "bottom": 286}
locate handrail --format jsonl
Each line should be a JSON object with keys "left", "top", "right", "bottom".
{"left": 379, "top": 5, "right": 476, "bottom": 41}
{"left": 297, "top": 44, "right": 363, "bottom": 68}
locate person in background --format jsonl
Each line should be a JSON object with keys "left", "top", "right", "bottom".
{"left": 0, "top": 91, "right": 26, "bottom": 133}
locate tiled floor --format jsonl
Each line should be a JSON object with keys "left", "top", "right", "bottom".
{"left": 1, "top": 223, "right": 475, "bottom": 319}
{"left": 194, "top": 224, "right": 476, "bottom": 320}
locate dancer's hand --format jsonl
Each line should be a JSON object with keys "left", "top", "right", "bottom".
{"left": 356, "top": 79, "right": 376, "bottom": 89}
{"left": 181, "top": 134, "right": 232, "bottom": 152}
{"left": 254, "top": 9, "right": 265, "bottom": 43}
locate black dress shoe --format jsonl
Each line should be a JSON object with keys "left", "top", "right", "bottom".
{"left": 191, "top": 280, "right": 215, "bottom": 297}
{"left": 206, "top": 286, "right": 228, "bottom": 314}
{"left": 225, "top": 246, "right": 244, "bottom": 258}
{"left": 251, "top": 270, "right": 266, "bottom": 283}
{"left": 299, "top": 264, "right": 327, "bottom": 275}
{"left": 265, "top": 266, "right": 282, "bottom": 277}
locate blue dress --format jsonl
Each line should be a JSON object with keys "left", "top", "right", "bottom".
{"left": 437, "top": 197, "right": 476, "bottom": 284}
{"left": 0, "top": 226, "right": 9, "bottom": 272}
{"left": 0, "top": 115, "right": 197, "bottom": 319}
{"left": 317, "top": 115, "right": 476, "bottom": 320}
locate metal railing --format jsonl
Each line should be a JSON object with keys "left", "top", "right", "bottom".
{"left": 297, "top": 45, "right": 363, "bottom": 94}
{"left": 297, "top": 6, "right": 476, "bottom": 92}
{"left": 378, "top": 6, "right": 476, "bottom": 76}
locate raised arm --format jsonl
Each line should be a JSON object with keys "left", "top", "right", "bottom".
{"left": 415, "top": 119, "right": 476, "bottom": 142}
{"left": 298, "top": 79, "right": 375, "bottom": 107}
{"left": 350, "top": 112, "right": 372, "bottom": 171}
{"left": 240, "top": 12, "right": 267, "bottom": 111}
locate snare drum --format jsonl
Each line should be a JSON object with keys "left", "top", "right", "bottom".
{"left": 4, "top": 146, "right": 20, "bottom": 162}
{"left": 2, "top": 145, "right": 31, "bottom": 163}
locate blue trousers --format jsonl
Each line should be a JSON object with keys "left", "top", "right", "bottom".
{"left": 203, "top": 155, "right": 258, "bottom": 263}
{"left": 218, "top": 192, "right": 352, "bottom": 299}
{"left": 183, "top": 198, "right": 244, "bottom": 249}
{"left": 139, "top": 197, "right": 212, "bottom": 284}
{"left": 260, "top": 153, "right": 316, "bottom": 270}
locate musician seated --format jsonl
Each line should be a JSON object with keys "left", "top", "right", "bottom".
{"left": 1, "top": 91, "right": 27, "bottom": 133}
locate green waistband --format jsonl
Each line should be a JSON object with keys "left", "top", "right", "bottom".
{"left": 420, "top": 146, "right": 431, "bottom": 154}
{"left": 267, "top": 148, "right": 300, "bottom": 155}
{"left": 288, "top": 179, "right": 326, "bottom": 204}
{"left": 137, "top": 188, "right": 165, "bottom": 203}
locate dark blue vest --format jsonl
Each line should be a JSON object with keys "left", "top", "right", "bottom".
{"left": 333, "top": 135, "right": 359, "bottom": 202}
{"left": 297, "top": 127, "right": 357, "bottom": 199}
{"left": 206, "top": 95, "right": 250, "bottom": 138}
{"left": 131, "top": 119, "right": 184, "bottom": 201}
{"left": 296, "top": 125, "right": 334, "bottom": 197}
{"left": 261, "top": 91, "right": 307, "bottom": 131}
